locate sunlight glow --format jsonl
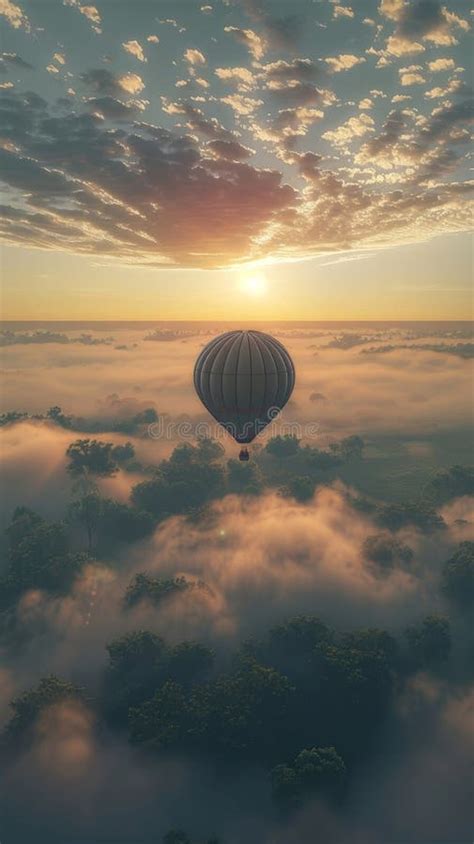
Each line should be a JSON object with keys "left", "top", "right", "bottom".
{"left": 239, "top": 271, "right": 268, "bottom": 297}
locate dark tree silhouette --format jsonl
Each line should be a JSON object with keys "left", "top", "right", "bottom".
{"left": 430, "top": 465, "right": 474, "bottom": 503}
{"left": 266, "top": 435, "right": 300, "bottom": 458}
{"left": 4, "top": 676, "right": 84, "bottom": 741}
{"left": 271, "top": 745, "right": 346, "bottom": 809}
{"left": 124, "top": 573, "right": 195, "bottom": 609}
{"left": 131, "top": 440, "right": 225, "bottom": 518}
{"left": 281, "top": 475, "right": 315, "bottom": 502}
{"left": 405, "top": 614, "right": 452, "bottom": 668}
{"left": 441, "top": 542, "right": 474, "bottom": 610}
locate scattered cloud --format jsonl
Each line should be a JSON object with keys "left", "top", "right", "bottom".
{"left": 122, "top": 40, "right": 147, "bottom": 62}
{"left": 0, "top": 51, "right": 33, "bottom": 70}
{"left": 332, "top": 5, "right": 354, "bottom": 20}
{"left": 380, "top": 0, "right": 470, "bottom": 56}
{"left": 0, "top": 0, "right": 30, "bottom": 31}
{"left": 428, "top": 57, "right": 456, "bottom": 72}
{"left": 325, "top": 54, "right": 365, "bottom": 73}
{"left": 224, "top": 26, "right": 266, "bottom": 60}
{"left": 215, "top": 66, "right": 256, "bottom": 91}
{"left": 64, "top": 1, "right": 102, "bottom": 34}
{"left": 221, "top": 93, "right": 263, "bottom": 115}
{"left": 184, "top": 48, "right": 206, "bottom": 66}
{"left": 322, "top": 113, "right": 375, "bottom": 147}
{"left": 399, "top": 65, "right": 426, "bottom": 86}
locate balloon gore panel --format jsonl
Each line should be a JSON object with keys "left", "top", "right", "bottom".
{"left": 194, "top": 330, "right": 295, "bottom": 444}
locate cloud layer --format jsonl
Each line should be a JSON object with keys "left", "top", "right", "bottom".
{"left": 0, "top": 0, "right": 471, "bottom": 267}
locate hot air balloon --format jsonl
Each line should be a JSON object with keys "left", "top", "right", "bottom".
{"left": 194, "top": 330, "right": 295, "bottom": 460}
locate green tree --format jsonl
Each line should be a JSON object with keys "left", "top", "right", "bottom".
{"left": 97, "top": 500, "right": 154, "bottom": 544}
{"left": 330, "top": 435, "right": 364, "bottom": 460}
{"left": 248, "top": 616, "right": 332, "bottom": 680}
{"left": 430, "top": 465, "right": 474, "bottom": 503}
{"left": 163, "top": 833, "right": 191, "bottom": 844}
{"left": 47, "top": 405, "right": 73, "bottom": 428}
{"left": 0, "top": 410, "right": 28, "bottom": 426}
{"left": 5, "top": 508, "right": 86, "bottom": 598}
{"left": 227, "top": 459, "right": 263, "bottom": 494}
{"left": 266, "top": 435, "right": 300, "bottom": 458}
{"left": 271, "top": 745, "right": 346, "bottom": 809}
{"left": 68, "top": 492, "right": 103, "bottom": 553}
{"left": 376, "top": 502, "right": 445, "bottom": 532}
{"left": 104, "top": 631, "right": 213, "bottom": 725}
{"left": 301, "top": 445, "right": 342, "bottom": 471}
{"left": 111, "top": 441, "right": 135, "bottom": 464}
{"left": 404, "top": 614, "right": 451, "bottom": 668}
{"left": 66, "top": 439, "right": 120, "bottom": 477}
{"left": 131, "top": 440, "right": 225, "bottom": 518}
{"left": 104, "top": 630, "right": 168, "bottom": 723}
{"left": 166, "top": 641, "right": 214, "bottom": 688}
{"left": 129, "top": 680, "right": 192, "bottom": 749}
{"left": 363, "top": 534, "right": 413, "bottom": 574}
{"left": 196, "top": 658, "right": 295, "bottom": 758}
{"left": 441, "top": 542, "right": 474, "bottom": 610}
{"left": 124, "top": 573, "right": 192, "bottom": 608}
{"left": 281, "top": 475, "right": 315, "bottom": 502}
{"left": 4, "top": 676, "right": 83, "bottom": 740}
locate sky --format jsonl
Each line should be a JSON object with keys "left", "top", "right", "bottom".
{"left": 0, "top": 0, "right": 472, "bottom": 320}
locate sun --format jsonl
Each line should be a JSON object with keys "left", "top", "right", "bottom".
{"left": 240, "top": 271, "right": 268, "bottom": 297}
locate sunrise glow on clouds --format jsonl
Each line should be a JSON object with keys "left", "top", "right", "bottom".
{"left": 0, "top": 0, "right": 472, "bottom": 316}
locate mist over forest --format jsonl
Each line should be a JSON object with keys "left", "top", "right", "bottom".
{"left": 0, "top": 322, "right": 472, "bottom": 844}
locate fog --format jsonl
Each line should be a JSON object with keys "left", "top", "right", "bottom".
{"left": 0, "top": 323, "right": 472, "bottom": 843}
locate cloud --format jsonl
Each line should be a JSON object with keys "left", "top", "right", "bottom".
{"left": 399, "top": 65, "right": 426, "bottom": 86}
{"left": 380, "top": 0, "right": 470, "bottom": 55}
{"left": 322, "top": 113, "right": 375, "bottom": 147}
{"left": 0, "top": 0, "right": 30, "bottom": 30}
{"left": 424, "top": 77, "right": 465, "bottom": 99}
{"left": 428, "top": 57, "right": 456, "bottom": 72}
{"left": 0, "top": 90, "right": 297, "bottom": 268}
{"left": 64, "top": 0, "right": 102, "bottom": 34}
{"left": 117, "top": 72, "right": 145, "bottom": 95}
{"left": 79, "top": 67, "right": 144, "bottom": 97}
{"left": 0, "top": 32, "right": 471, "bottom": 274}
{"left": 86, "top": 96, "right": 143, "bottom": 120}
{"left": 378, "top": 0, "right": 404, "bottom": 20}
{"left": 161, "top": 98, "right": 238, "bottom": 141}
{"left": 325, "top": 54, "right": 365, "bottom": 73}
{"left": 221, "top": 93, "right": 263, "bottom": 115}
{"left": 355, "top": 96, "right": 473, "bottom": 183}
{"left": 122, "top": 40, "right": 147, "bottom": 62}
{"left": 0, "top": 51, "right": 33, "bottom": 70}
{"left": 224, "top": 26, "right": 266, "bottom": 60}
{"left": 332, "top": 5, "right": 354, "bottom": 20}
{"left": 184, "top": 48, "right": 206, "bottom": 66}
{"left": 205, "top": 138, "right": 254, "bottom": 161}
{"left": 261, "top": 58, "right": 320, "bottom": 84}
{"left": 215, "top": 66, "right": 256, "bottom": 91}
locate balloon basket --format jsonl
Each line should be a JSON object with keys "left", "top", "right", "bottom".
{"left": 239, "top": 448, "right": 250, "bottom": 462}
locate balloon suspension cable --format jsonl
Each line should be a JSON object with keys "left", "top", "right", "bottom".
{"left": 239, "top": 447, "right": 250, "bottom": 462}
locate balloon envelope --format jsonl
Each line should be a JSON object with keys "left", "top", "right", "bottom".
{"left": 194, "top": 330, "right": 295, "bottom": 443}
